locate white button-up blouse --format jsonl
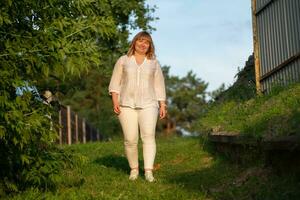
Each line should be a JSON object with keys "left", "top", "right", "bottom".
{"left": 108, "top": 55, "right": 166, "bottom": 108}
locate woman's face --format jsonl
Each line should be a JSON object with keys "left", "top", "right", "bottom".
{"left": 134, "top": 38, "right": 150, "bottom": 55}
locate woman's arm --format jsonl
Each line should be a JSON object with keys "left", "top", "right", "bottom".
{"left": 109, "top": 56, "right": 124, "bottom": 115}
{"left": 154, "top": 61, "right": 166, "bottom": 102}
{"left": 108, "top": 56, "right": 124, "bottom": 95}
{"left": 111, "top": 92, "right": 121, "bottom": 114}
{"left": 154, "top": 61, "right": 167, "bottom": 119}
{"left": 159, "top": 101, "right": 167, "bottom": 119}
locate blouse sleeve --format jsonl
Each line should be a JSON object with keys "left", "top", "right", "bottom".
{"left": 154, "top": 60, "right": 166, "bottom": 101}
{"left": 108, "top": 56, "right": 124, "bottom": 95}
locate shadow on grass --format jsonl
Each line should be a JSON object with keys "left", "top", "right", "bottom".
{"left": 94, "top": 155, "right": 129, "bottom": 173}
{"left": 167, "top": 159, "right": 238, "bottom": 193}
{"left": 94, "top": 154, "right": 145, "bottom": 173}
{"left": 166, "top": 158, "right": 300, "bottom": 200}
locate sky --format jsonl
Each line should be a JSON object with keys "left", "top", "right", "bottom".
{"left": 130, "top": 0, "right": 254, "bottom": 92}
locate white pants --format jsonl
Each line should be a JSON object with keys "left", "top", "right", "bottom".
{"left": 118, "top": 106, "right": 158, "bottom": 170}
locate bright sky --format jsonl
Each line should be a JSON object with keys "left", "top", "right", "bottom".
{"left": 130, "top": 0, "right": 253, "bottom": 92}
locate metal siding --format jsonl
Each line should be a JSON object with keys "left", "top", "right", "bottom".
{"left": 263, "top": 82, "right": 266, "bottom": 92}
{"left": 281, "top": 67, "right": 286, "bottom": 84}
{"left": 255, "top": 0, "right": 300, "bottom": 93}
{"left": 292, "top": 61, "right": 298, "bottom": 82}
{"left": 290, "top": 61, "right": 296, "bottom": 82}
{"left": 288, "top": 62, "right": 294, "bottom": 83}
{"left": 296, "top": 0, "right": 300, "bottom": 53}
{"left": 284, "top": 60, "right": 299, "bottom": 85}
{"left": 277, "top": 1, "right": 285, "bottom": 67}
{"left": 257, "top": 15, "right": 265, "bottom": 75}
{"left": 268, "top": 5, "right": 274, "bottom": 73}
{"left": 287, "top": 1, "right": 293, "bottom": 57}
{"left": 256, "top": 0, "right": 272, "bottom": 11}
{"left": 292, "top": 59, "right": 300, "bottom": 82}
{"left": 288, "top": 61, "right": 293, "bottom": 82}
{"left": 294, "top": 59, "right": 300, "bottom": 82}
{"left": 288, "top": 0, "right": 300, "bottom": 55}
{"left": 275, "top": 0, "right": 287, "bottom": 67}
{"left": 273, "top": 3, "right": 279, "bottom": 68}
{"left": 262, "top": 58, "right": 300, "bottom": 92}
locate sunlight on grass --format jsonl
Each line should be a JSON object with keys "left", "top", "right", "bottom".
{"left": 7, "top": 136, "right": 300, "bottom": 200}
{"left": 199, "top": 83, "right": 300, "bottom": 138}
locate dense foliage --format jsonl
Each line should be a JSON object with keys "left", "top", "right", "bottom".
{"left": 209, "top": 55, "right": 256, "bottom": 103}
{"left": 161, "top": 67, "right": 208, "bottom": 135}
{"left": 0, "top": 0, "right": 155, "bottom": 194}
{"left": 51, "top": 0, "right": 157, "bottom": 137}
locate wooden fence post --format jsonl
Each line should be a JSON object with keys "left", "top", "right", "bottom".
{"left": 97, "top": 129, "right": 100, "bottom": 141}
{"left": 75, "top": 114, "right": 78, "bottom": 143}
{"left": 67, "top": 105, "right": 71, "bottom": 145}
{"left": 90, "top": 126, "right": 93, "bottom": 142}
{"left": 58, "top": 109, "right": 62, "bottom": 145}
{"left": 82, "top": 118, "right": 86, "bottom": 144}
{"left": 57, "top": 105, "right": 98, "bottom": 145}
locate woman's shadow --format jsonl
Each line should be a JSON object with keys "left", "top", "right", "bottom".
{"left": 94, "top": 154, "right": 144, "bottom": 173}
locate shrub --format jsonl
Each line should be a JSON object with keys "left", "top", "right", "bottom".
{"left": 0, "top": 90, "right": 87, "bottom": 195}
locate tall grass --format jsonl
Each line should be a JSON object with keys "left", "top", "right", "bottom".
{"left": 198, "top": 83, "right": 300, "bottom": 138}
{"left": 5, "top": 136, "right": 300, "bottom": 200}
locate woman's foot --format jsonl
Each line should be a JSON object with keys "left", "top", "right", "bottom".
{"left": 145, "top": 170, "right": 155, "bottom": 182}
{"left": 129, "top": 168, "right": 139, "bottom": 180}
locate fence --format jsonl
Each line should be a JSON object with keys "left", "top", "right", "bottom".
{"left": 58, "top": 105, "right": 103, "bottom": 145}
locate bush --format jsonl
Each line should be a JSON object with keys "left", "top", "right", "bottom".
{"left": 0, "top": 91, "right": 87, "bottom": 195}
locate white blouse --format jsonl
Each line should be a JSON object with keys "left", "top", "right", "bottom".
{"left": 108, "top": 55, "right": 166, "bottom": 108}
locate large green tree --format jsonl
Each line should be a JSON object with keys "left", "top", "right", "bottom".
{"left": 160, "top": 67, "right": 208, "bottom": 135}
{"left": 46, "top": 0, "right": 157, "bottom": 137}
{"left": 0, "top": 0, "right": 155, "bottom": 193}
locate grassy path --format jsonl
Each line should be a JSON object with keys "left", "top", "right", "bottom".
{"left": 9, "top": 136, "right": 300, "bottom": 200}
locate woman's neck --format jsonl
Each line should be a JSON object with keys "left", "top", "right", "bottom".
{"left": 134, "top": 51, "right": 146, "bottom": 58}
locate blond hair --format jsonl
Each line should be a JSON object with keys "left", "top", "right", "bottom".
{"left": 127, "top": 31, "right": 156, "bottom": 59}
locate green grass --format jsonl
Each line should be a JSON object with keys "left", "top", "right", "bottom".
{"left": 198, "top": 83, "right": 300, "bottom": 138}
{"left": 5, "top": 136, "right": 300, "bottom": 200}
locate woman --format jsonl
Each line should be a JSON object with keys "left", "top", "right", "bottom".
{"left": 108, "top": 31, "right": 167, "bottom": 182}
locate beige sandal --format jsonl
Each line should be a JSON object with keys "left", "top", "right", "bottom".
{"left": 145, "top": 170, "right": 155, "bottom": 182}
{"left": 129, "top": 168, "right": 139, "bottom": 180}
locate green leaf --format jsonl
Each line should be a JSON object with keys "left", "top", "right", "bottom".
{"left": 20, "top": 154, "right": 30, "bottom": 165}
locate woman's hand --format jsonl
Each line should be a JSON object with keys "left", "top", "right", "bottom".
{"left": 159, "top": 101, "right": 167, "bottom": 119}
{"left": 111, "top": 92, "right": 121, "bottom": 115}
{"left": 113, "top": 102, "right": 121, "bottom": 115}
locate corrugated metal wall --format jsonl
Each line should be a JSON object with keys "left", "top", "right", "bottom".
{"left": 254, "top": 0, "right": 300, "bottom": 93}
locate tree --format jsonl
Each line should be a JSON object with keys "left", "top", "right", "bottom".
{"left": 160, "top": 67, "right": 208, "bottom": 135}
{"left": 210, "top": 54, "right": 256, "bottom": 102}
{"left": 0, "top": 0, "right": 156, "bottom": 193}
{"left": 52, "top": 1, "right": 157, "bottom": 137}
